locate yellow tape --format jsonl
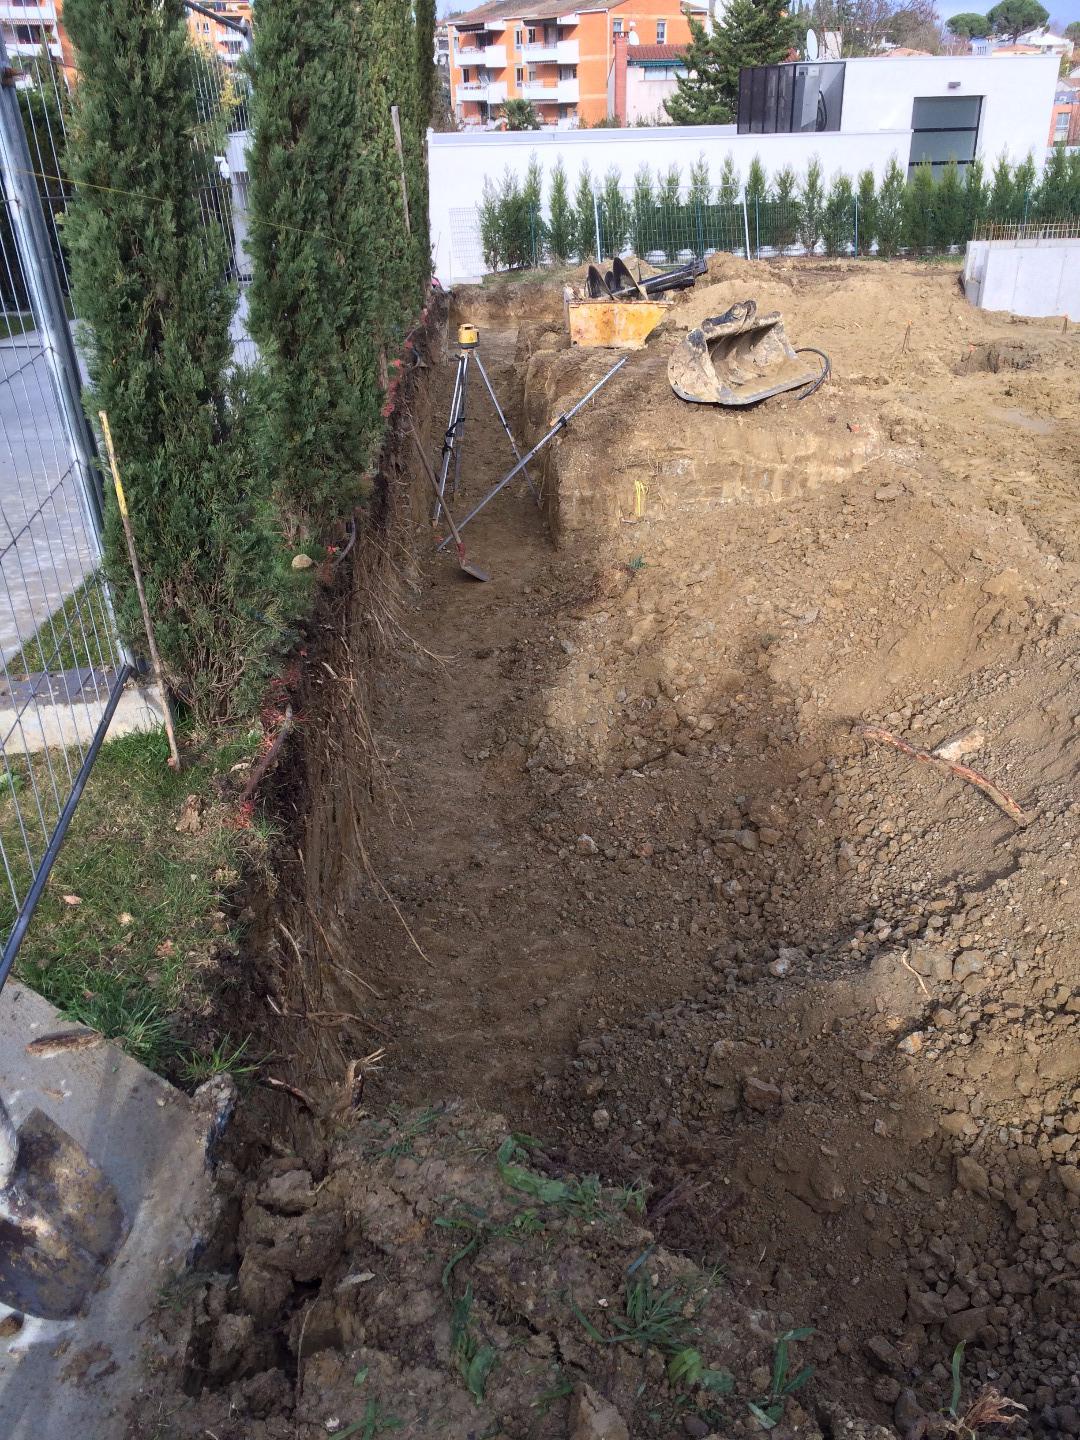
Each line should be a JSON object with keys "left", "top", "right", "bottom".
{"left": 633, "top": 478, "right": 649, "bottom": 518}
{"left": 97, "top": 409, "right": 128, "bottom": 518}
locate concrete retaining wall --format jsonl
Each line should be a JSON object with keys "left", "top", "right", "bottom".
{"left": 964, "top": 237, "right": 1080, "bottom": 321}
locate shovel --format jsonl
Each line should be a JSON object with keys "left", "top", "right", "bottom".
{"left": 409, "top": 428, "right": 491, "bottom": 582}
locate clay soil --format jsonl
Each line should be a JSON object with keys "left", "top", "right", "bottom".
{"left": 143, "top": 260, "right": 1080, "bottom": 1440}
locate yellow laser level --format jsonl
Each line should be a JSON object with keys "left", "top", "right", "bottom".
{"left": 457, "top": 323, "right": 479, "bottom": 349}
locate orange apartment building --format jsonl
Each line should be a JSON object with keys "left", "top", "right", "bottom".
{"left": 448, "top": 0, "right": 708, "bottom": 128}
{"left": 185, "top": 0, "right": 252, "bottom": 67}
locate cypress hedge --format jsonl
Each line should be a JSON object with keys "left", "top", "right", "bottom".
{"left": 64, "top": 0, "right": 294, "bottom": 723}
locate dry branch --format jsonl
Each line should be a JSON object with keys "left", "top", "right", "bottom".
{"left": 857, "top": 725, "right": 1030, "bottom": 827}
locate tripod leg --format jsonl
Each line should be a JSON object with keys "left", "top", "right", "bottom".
{"left": 452, "top": 353, "right": 469, "bottom": 500}
{"left": 433, "top": 354, "right": 464, "bottom": 524}
{"left": 474, "top": 352, "right": 538, "bottom": 502}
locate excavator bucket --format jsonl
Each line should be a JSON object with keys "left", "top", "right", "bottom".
{"left": 668, "top": 299, "right": 820, "bottom": 407}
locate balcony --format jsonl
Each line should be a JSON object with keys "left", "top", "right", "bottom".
{"left": 456, "top": 43, "right": 505, "bottom": 68}
{"left": 522, "top": 41, "right": 558, "bottom": 61}
{"left": 482, "top": 43, "right": 506, "bottom": 66}
{"left": 521, "top": 78, "right": 577, "bottom": 103}
{"left": 457, "top": 79, "right": 507, "bottom": 103}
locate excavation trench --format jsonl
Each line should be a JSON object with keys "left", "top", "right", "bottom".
{"left": 163, "top": 261, "right": 1079, "bottom": 1439}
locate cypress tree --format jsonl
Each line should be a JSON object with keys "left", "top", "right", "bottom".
{"left": 876, "top": 157, "right": 906, "bottom": 256}
{"left": 657, "top": 164, "right": 681, "bottom": 260}
{"left": 856, "top": 168, "right": 877, "bottom": 253}
{"left": 1035, "top": 144, "right": 1069, "bottom": 219}
{"left": 903, "top": 162, "right": 936, "bottom": 251}
{"left": 547, "top": 159, "right": 573, "bottom": 263}
{"left": 572, "top": 165, "right": 596, "bottom": 261}
{"left": 934, "top": 160, "right": 966, "bottom": 248}
{"left": 822, "top": 172, "right": 854, "bottom": 255}
{"left": 797, "top": 158, "right": 825, "bottom": 253}
{"left": 601, "top": 167, "right": 629, "bottom": 256}
{"left": 630, "top": 164, "right": 655, "bottom": 259}
{"left": 63, "top": 0, "right": 291, "bottom": 721}
{"left": 988, "top": 154, "right": 1015, "bottom": 222}
{"left": 247, "top": 0, "right": 381, "bottom": 541}
{"left": 689, "top": 155, "right": 712, "bottom": 207}
{"left": 665, "top": 1, "right": 801, "bottom": 126}
{"left": 745, "top": 156, "right": 768, "bottom": 206}
{"left": 416, "top": 0, "right": 437, "bottom": 129}
{"left": 963, "top": 157, "right": 988, "bottom": 236}
{"left": 718, "top": 154, "right": 740, "bottom": 205}
{"left": 1012, "top": 153, "right": 1037, "bottom": 221}
{"left": 773, "top": 164, "right": 799, "bottom": 251}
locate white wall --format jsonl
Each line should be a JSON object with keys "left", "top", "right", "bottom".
{"left": 429, "top": 126, "right": 907, "bottom": 281}
{"left": 839, "top": 54, "right": 1059, "bottom": 165}
{"left": 428, "top": 54, "right": 1060, "bottom": 282}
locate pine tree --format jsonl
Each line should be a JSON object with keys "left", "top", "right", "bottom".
{"left": 630, "top": 164, "right": 655, "bottom": 258}
{"left": 822, "top": 172, "right": 854, "bottom": 256}
{"left": 856, "top": 168, "right": 877, "bottom": 254}
{"left": 247, "top": 0, "right": 382, "bottom": 542}
{"left": 876, "top": 156, "right": 906, "bottom": 256}
{"left": 988, "top": 154, "right": 1015, "bottom": 221}
{"left": 547, "top": 159, "right": 573, "bottom": 263}
{"left": 665, "top": 1, "right": 801, "bottom": 125}
{"left": 63, "top": 0, "right": 291, "bottom": 721}
{"left": 797, "top": 157, "right": 825, "bottom": 253}
{"left": 572, "top": 165, "right": 596, "bottom": 261}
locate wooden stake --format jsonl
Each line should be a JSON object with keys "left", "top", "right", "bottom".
{"left": 98, "top": 411, "right": 182, "bottom": 771}
{"left": 390, "top": 104, "right": 411, "bottom": 236}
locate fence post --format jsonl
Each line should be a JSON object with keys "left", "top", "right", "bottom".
{"left": 694, "top": 197, "right": 704, "bottom": 259}
{"left": 741, "top": 197, "right": 751, "bottom": 260}
{"left": 593, "top": 191, "right": 602, "bottom": 261}
{"left": 0, "top": 33, "right": 104, "bottom": 534}
{"left": 530, "top": 207, "right": 536, "bottom": 266}
{"left": 853, "top": 194, "right": 859, "bottom": 256}
{"left": 755, "top": 197, "right": 760, "bottom": 257}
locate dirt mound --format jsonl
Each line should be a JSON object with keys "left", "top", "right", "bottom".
{"left": 137, "top": 1105, "right": 874, "bottom": 1439}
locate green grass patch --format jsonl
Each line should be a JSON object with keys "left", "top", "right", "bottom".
{"left": 0, "top": 725, "right": 266, "bottom": 1077}
{"left": 5, "top": 576, "right": 118, "bottom": 679}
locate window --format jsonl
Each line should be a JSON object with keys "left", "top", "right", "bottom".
{"left": 908, "top": 94, "right": 982, "bottom": 177}
{"left": 461, "top": 67, "right": 471, "bottom": 83}
{"left": 514, "top": 27, "right": 523, "bottom": 46}
{"left": 559, "top": 65, "right": 576, "bottom": 79}
{"left": 1054, "top": 112, "right": 1070, "bottom": 137}
{"left": 526, "top": 26, "right": 537, "bottom": 42}
{"left": 612, "top": 17, "right": 623, "bottom": 34}
{"left": 515, "top": 66, "right": 524, "bottom": 84}
{"left": 656, "top": 20, "right": 666, "bottom": 42}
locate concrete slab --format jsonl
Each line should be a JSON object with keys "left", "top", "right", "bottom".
{"left": 964, "top": 235, "right": 1080, "bottom": 321}
{"left": 0, "top": 981, "right": 229, "bottom": 1439}
{"left": 0, "top": 674, "right": 166, "bottom": 752}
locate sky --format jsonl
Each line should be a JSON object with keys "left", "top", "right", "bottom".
{"left": 438, "top": 0, "right": 1080, "bottom": 27}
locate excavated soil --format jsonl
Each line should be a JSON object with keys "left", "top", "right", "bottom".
{"left": 137, "top": 261, "right": 1079, "bottom": 1440}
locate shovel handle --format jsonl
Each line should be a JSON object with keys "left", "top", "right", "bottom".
{"left": 409, "top": 427, "right": 468, "bottom": 551}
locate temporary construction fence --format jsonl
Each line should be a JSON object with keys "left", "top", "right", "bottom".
{"left": 0, "top": 20, "right": 253, "bottom": 989}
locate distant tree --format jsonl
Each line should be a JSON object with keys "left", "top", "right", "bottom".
{"left": 503, "top": 97, "right": 540, "bottom": 129}
{"left": 571, "top": 164, "right": 596, "bottom": 260}
{"left": 665, "top": 0, "right": 800, "bottom": 125}
{"left": 1066, "top": 20, "right": 1080, "bottom": 40}
{"left": 946, "top": 11, "right": 992, "bottom": 37}
{"left": 856, "top": 167, "right": 877, "bottom": 252}
{"left": 886, "top": 2, "right": 944, "bottom": 50}
{"left": 797, "top": 156, "right": 825, "bottom": 252}
{"left": 809, "top": 0, "right": 938, "bottom": 55}
{"left": 986, "top": 0, "right": 1048, "bottom": 40}
{"left": 546, "top": 159, "right": 573, "bottom": 262}
{"left": 875, "top": 155, "right": 906, "bottom": 255}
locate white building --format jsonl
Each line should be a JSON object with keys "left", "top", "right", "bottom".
{"left": 430, "top": 53, "right": 1061, "bottom": 282}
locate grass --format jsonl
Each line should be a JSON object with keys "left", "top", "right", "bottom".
{"left": 5, "top": 576, "right": 118, "bottom": 680}
{"left": 747, "top": 1326, "right": 815, "bottom": 1430}
{"left": 450, "top": 1286, "right": 498, "bottom": 1403}
{"left": 495, "top": 1136, "right": 647, "bottom": 1221}
{"left": 0, "top": 725, "right": 267, "bottom": 1078}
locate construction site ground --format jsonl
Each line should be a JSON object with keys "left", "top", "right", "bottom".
{"left": 134, "top": 258, "right": 1080, "bottom": 1440}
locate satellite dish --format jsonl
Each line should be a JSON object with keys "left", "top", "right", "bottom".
{"left": 806, "top": 27, "right": 820, "bottom": 60}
